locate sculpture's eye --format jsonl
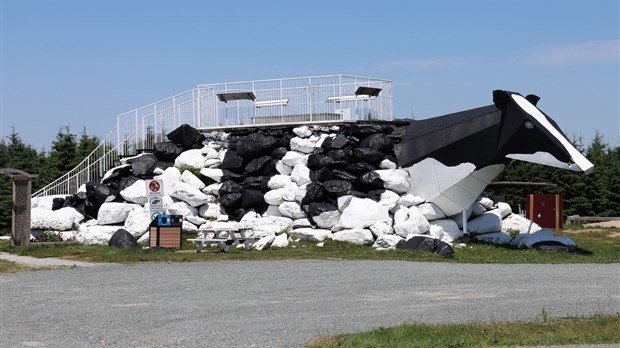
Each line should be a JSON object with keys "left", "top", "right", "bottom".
{"left": 525, "top": 121, "right": 535, "bottom": 129}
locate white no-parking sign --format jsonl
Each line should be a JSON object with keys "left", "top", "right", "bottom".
{"left": 146, "top": 179, "right": 164, "bottom": 218}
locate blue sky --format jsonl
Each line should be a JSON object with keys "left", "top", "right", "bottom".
{"left": 1, "top": 0, "right": 618, "bottom": 151}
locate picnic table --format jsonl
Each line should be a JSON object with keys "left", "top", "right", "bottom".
{"left": 187, "top": 227, "right": 254, "bottom": 253}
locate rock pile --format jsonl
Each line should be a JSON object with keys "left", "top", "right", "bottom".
{"left": 30, "top": 123, "right": 575, "bottom": 252}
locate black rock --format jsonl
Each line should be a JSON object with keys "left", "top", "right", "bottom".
{"left": 261, "top": 160, "right": 279, "bottom": 177}
{"left": 242, "top": 189, "right": 268, "bottom": 215}
{"left": 119, "top": 175, "right": 141, "bottom": 192}
{"left": 346, "top": 162, "right": 377, "bottom": 175}
{"left": 307, "top": 154, "right": 335, "bottom": 170}
{"left": 108, "top": 229, "right": 139, "bottom": 250}
{"left": 242, "top": 176, "right": 271, "bottom": 192}
{"left": 350, "top": 124, "right": 384, "bottom": 138}
{"left": 359, "top": 133, "right": 394, "bottom": 153}
{"left": 219, "top": 180, "right": 243, "bottom": 195}
{"left": 221, "top": 170, "right": 244, "bottom": 182}
{"left": 349, "top": 190, "right": 370, "bottom": 199}
{"left": 221, "top": 150, "right": 244, "bottom": 171}
{"left": 308, "top": 202, "right": 338, "bottom": 216}
{"left": 93, "top": 184, "right": 118, "bottom": 207}
{"left": 326, "top": 160, "right": 351, "bottom": 170}
{"left": 236, "top": 133, "right": 278, "bottom": 159}
{"left": 326, "top": 149, "right": 351, "bottom": 162}
{"left": 352, "top": 148, "right": 384, "bottom": 165}
{"left": 357, "top": 171, "right": 384, "bottom": 190}
{"left": 331, "top": 169, "right": 357, "bottom": 182}
{"left": 367, "top": 189, "right": 385, "bottom": 202}
{"left": 245, "top": 155, "right": 272, "bottom": 175}
{"left": 52, "top": 198, "right": 65, "bottom": 211}
{"left": 310, "top": 167, "right": 332, "bottom": 183}
{"left": 101, "top": 165, "right": 132, "bottom": 185}
{"left": 167, "top": 124, "right": 201, "bottom": 148}
{"left": 323, "top": 180, "right": 353, "bottom": 199}
{"left": 220, "top": 193, "right": 243, "bottom": 209}
{"left": 398, "top": 235, "right": 454, "bottom": 257}
{"left": 270, "top": 147, "right": 288, "bottom": 160}
{"left": 153, "top": 141, "right": 185, "bottom": 162}
{"left": 323, "top": 136, "right": 353, "bottom": 150}
{"left": 302, "top": 183, "right": 325, "bottom": 205}
{"left": 124, "top": 153, "right": 158, "bottom": 177}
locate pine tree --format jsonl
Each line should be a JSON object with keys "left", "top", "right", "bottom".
{"left": 76, "top": 127, "right": 100, "bottom": 161}
{"left": 42, "top": 126, "right": 79, "bottom": 184}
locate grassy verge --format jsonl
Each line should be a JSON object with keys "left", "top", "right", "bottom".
{"left": 306, "top": 313, "right": 620, "bottom": 348}
{"left": 0, "top": 258, "right": 43, "bottom": 273}
{"left": 0, "top": 228, "right": 618, "bottom": 265}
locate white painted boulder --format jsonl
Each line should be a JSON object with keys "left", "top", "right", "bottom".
{"left": 398, "top": 194, "right": 425, "bottom": 207}
{"left": 166, "top": 201, "right": 198, "bottom": 217}
{"left": 418, "top": 202, "right": 447, "bottom": 221}
{"left": 174, "top": 149, "right": 205, "bottom": 169}
{"left": 373, "top": 234, "right": 404, "bottom": 250}
{"left": 123, "top": 208, "right": 151, "bottom": 237}
{"left": 200, "top": 168, "right": 224, "bottom": 182}
{"left": 278, "top": 202, "right": 306, "bottom": 220}
{"left": 31, "top": 207, "right": 85, "bottom": 231}
{"left": 289, "top": 228, "right": 331, "bottom": 242}
{"left": 98, "top": 202, "right": 141, "bottom": 225}
{"left": 290, "top": 163, "right": 311, "bottom": 186}
{"left": 501, "top": 214, "right": 542, "bottom": 234}
{"left": 271, "top": 233, "right": 290, "bottom": 248}
{"left": 290, "top": 137, "right": 316, "bottom": 154}
{"left": 253, "top": 233, "right": 276, "bottom": 251}
{"left": 330, "top": 229, "right": 374, "bottom": 245}
{"left": 375, "top": 169, "right": 410, "bottom": 193}
{"left": 293, "top": 125, "right": 312, "bottom": 138}
{"left": 313, "top": 210, "right": 341, "bottom": 229}
{"left": 120, "top": 179, "right": 147, "bottom": 206}
{"left": 340, "top": 197, "right": 390, "bottom": 229}
{"left": 76, "top": 224, "right": 121, "bottom": 244}
{"left": 429, "top": 219, "right": 463, "bottom": 243}
{"left": 181, "top": 170, "right": 206, "bottom": 190}
{"left": 466, "top": 211, "right": 502, "bottom": 235}
{"left": 267, "top": 175, "right": 293, "bottom": 190}
{"left": 169, "top": 181, "right": 210, "bottom": 207}
{"left": 281, "top": 151, "right": 306, "bottom": 167}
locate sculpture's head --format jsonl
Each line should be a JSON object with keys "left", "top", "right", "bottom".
{"left": 493, "top": 90, "right": 593, "bottom": 174}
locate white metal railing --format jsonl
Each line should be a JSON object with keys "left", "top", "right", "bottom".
{"left": 33, "top": 75, "right": 393, "bottom": 197}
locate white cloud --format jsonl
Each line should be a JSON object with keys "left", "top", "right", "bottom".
{"left": 376, "top": 58, "right": 465, "bottom": 71}
{"left": 525, "top": 40, "right": 619, "bottom": 66}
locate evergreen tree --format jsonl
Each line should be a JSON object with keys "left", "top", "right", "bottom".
{"left": 76, "top": 127, "right": 100, "bottom": 161}
{"left": 42, "top": 126, "right": 78, "bottom": 184}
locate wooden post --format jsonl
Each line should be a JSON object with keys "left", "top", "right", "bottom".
{"left": 0, "top": 168, "right": 38, "bottom": 248}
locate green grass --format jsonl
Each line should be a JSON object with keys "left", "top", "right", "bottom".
{"left": 306, "top": 313, "right": 620, "bottom": 348}
{"left": 0, "top": 228, "right": 618, "bottom": 265}
{"left": 0, "top": 258, "right": 44, "bottom": 273}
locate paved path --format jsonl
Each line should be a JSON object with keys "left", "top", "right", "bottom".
{"left": 0, "top": 252, "right": 110, "bottom": 268}
{"left": 1, "top": 260, "right": 618, "bottom": 347}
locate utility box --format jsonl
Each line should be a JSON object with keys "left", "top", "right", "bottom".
{"left": 149, "top": 215, "right": 183, "bottom": 248}
{"left": 526, "top": 194, "right": 563, "bottom": 230}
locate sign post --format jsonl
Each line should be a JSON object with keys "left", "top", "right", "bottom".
{"left": 146, "top": 179, "right": 165, "bottom": 220}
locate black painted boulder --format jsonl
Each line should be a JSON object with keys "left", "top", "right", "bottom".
{"left": 52, "top": 198, "right": 65, "bottom": 211}
{"left": 108, "top": 229, "right": 139, "bottom": 250}
{"left": 359, "top": 133, "right": 393, "bottom": 153}
{"left": 153, "top": 141, "right": 185, "bottom": 162}
{"left": 167, "top": 124, "right": 201, "bottom": 148}
{"left": 398, "top": 235, "right": 454, "bottom": 257}
{"left": 242, "top": 189, "right": 268, "bottom": 215}
{"left": 302, "top": 183, "right": 325, "bottom": 205}
{"left": 235, "top": 133, "right": 278, "bottom": 159}
{"left": 245, "top": 155, "right": 272, "bottom": 175}
{"left": 221, "top": 150, "right": 244, "bottom": 171}
{"left": 352, "top": 148, "right": 384, "bottom": 165}
{"left": 323, "top": 180, "right": 353, "bottom": 200}
{"left": 124, "top": 153, "right": 157, "bottom": 177}
{"left": 357, "top": 171, "right": 384, "bottom": 191}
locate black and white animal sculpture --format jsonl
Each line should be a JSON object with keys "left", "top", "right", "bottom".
{"left": 397, "top": 90, "right": 594, "bottom": 217}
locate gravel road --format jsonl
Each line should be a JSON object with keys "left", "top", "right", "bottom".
{"left": 1, "top": 260, "right": 618, "bottom": 347}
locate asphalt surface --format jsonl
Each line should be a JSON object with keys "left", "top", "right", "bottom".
{"left": 1, "top": 260, "right": 619, "bottom": 347}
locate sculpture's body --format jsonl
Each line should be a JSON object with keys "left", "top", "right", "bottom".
{"left": 397, "top": 90, "right": 593, "bottom": 216}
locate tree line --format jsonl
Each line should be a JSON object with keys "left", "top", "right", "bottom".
{"left": 0, "top": 126, "right": 99, "bottom": 230}
{"left": 0, "top": 127, "right": 618, "bottom": 231}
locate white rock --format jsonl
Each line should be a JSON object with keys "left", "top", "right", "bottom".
{"left": 294, "top": 184, "right": 308, "bottom": 203}
{"left": 181, "top": 170, "right": 206, "bottom": 190}
{"left": 393, "top": 220, "right": 420, "bottom": 238}
{"left": 290, "top": 137, "right": 316, "bottom": 154}
{"left": 392, "top": 205, "right": 409, "bottom": 224}
{"left": 330, "top": 229, "right": 374, "bottom": 245}
{"left": 271, "top": 233, "right": 289, "bottom": 248}
{"left": 331, "top": 224, "right": 345, "bottom": 232}
{"left": 253, "top": 233, "right": 276, "bottom": 251}
{"left": 289, "top": 228, "right": 331, "bottom": 242}
{"left": 494, "top": 202, "right": 513, "bottom": 218}
{"left": 473, "top": 232, "right": 513, "bottom": 245}
{"left": 467, "top": 211, "right": 502, "bottom": 235}
{"left": 123, "top": 208, "right": 151, "bottom": 237}
{"left": 418, "top": 202, "right": 447, "bottom": 221}
{"left": 369, "top": 222, "right": 394, "bottom": 237}
{"left": 169, "top": 181, "right": 210, "bottom": 207}
{"left": 281, "top": 151, "right": 306, "bottom": 167}
{"left": 292, "top": 218, "right": 312, "bottom": 228}
{"left": 31, "top": 195, "right": 66, "bottom": 210}
{"left": 471, "top": 202, "right": 486, "bottom": 216}
{"left": 199, "top": 203, "right": 222, "bottom": 220}
{"left": 200, "top": 168, "right": 224, "bottom": 182}
{"left": 280, "top": 182, "right": 298, "bottom": 202}
{"left": 154, "top": 167, "right": 181, "bottom": 194}
{"left": 408, "top": 206, "right": 431, "bottom": 234}
{"left": 479, "top": 197, "right": 494, "bottom": 210}
{"left": 315, "top": 133, "right": 330, "bottom": 148}
{"left": 186, "top": 215, "right": 207, "bottom": 226}
{"left": 512, "top": 229, "right": 576, "bottom": 249}
{"left": 313, "top": 210, "right": 341, "bottom": 229}
{"left": 340, "top": 197, "right": 390, "bottom": 229}
{"left": 166, "top": 201, "right": 198, "bottom": 217}
{"left": 378, "top": 190, "right": 400, "bottom": 211}
{"left": 101, "top": 164, "right": 131, "bottom": 183}
{"left": 275, "top": 160, "right": 293, "bottom": 175}
{"left": 264, "top": 189, "right": 285, "bottom": 206}
{"left": 501, "top": 214, "right": 542, "bottom": 234}
{"left": 398, "top": 193, "right": 425, "bottom": 207}
{"left": 290, "top": 163, "right": 311, "bottom": 186}
{"left": 202, "top": 183, "right": 222, "bottom": 196}
{"left": 202, "top": 146, "right": 220, "bottom": 158}
{"left": 373, "top": 234, "right": 404, "bottom": 249}
{"left": 267, "top": 175, "right": 293, "bottom": 190}
{"left": 98, "top": 202, "right": 140, "bottom": 225}
{"left": 379, "top": 159, "right": 397, "bottom": 169}
{"left": 182, "top": 220, "right": 199, "bottom": 233}
{"left": 375, "top": 169, "right": 410, "bottom": 193}
{"left": 337, "top": 195, "right": 354, "bottom": 212}
{"left": 76, "top": 224, "right": 120, "bottom": 244}
{"left": 137, "top": 231, "right": 150, "bottom": 244}
{"left": 244, "top": 216, "right": 293, "bottom": 238}
{"left": 293, "top": 125, "right": 312, "bottom": 138}
{"left": 174, "top": 149, "right": 205, "bottom": 169}
{"left": 262, "top": 205, "right": 283, "bottom": 217}
{"left": 430, "top": 219, "right": 463, "bottom": 242}
{"left": 278, "top": 202, "right": 306, "bottom": 219}
{"left": 31, "top": 207, "right": 84, "bottom": 231}
{"left": 120, "top": 179, "right": 147, "bottom": 206}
